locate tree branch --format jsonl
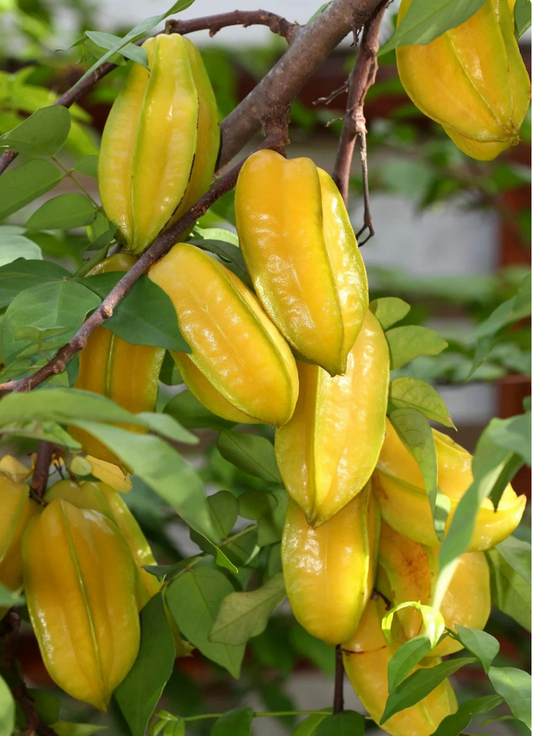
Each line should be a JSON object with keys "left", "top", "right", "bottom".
{"left": 218, "top": 0, "right": 385, "bottom": 168}
{"left": 332, "top": 1, "right": 387, "bottom": 237}
{"left": 30, "top": 441, "right": 54, "bottom": 500}
{"left": 0, "top": 609, "right": 58, "bottom": 736}
{"left": 0, "top": 9, "right": 297, "bottom": 176}
{"left": 165, "top": 10, "right": 298, "bottom": 42}
{"left": 333, "top": 644, "right": 345, "bottom": 714}
{"left": 0, "top": 132, "right": 288, "bottom": 394}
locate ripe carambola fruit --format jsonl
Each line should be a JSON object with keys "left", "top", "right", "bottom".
{"left": 343, "top": 598, "right": 457, "bottom": 736}
{"left": 149, "top": 243, "right": 299, "bottom": 427}
{"left": 396, "top": 0, "right": 531, "bottom": 161}
{"left": 235, "top": 149, "right": 369, "bottom": 376}
{"left": 44, "top": 479, "right": 161, "bottom": 607}
{"left": 0, "top": 471, "right": 39, "bottom": 603}
{"left": 376, "top": 521, "right": 490, "bottom": 658}
{"left": 282, "top": 483, "right": 379, "bottom": 646}
{"left": 275, "top": 309, "right": 389, "bottom": 526}
{"left": 99, "top": 34, "right": 219, "bottom": 255}
{"left": 69, "top": 253, "right": 165, "bottom": 465}
{"left": 374, "top": 419, "right": 526, "bottom": 549}
{"left": 22, "top": 499, "right": 140, "bottom": 711}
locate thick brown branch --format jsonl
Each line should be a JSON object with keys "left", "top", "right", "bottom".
{"left": 0, "top": 609, "right": 58, "bottom": 736}
{"left": 332, "top": 1, "right": 387, "bottom": 208}
{"left": 218, "top": 0, "right": 385, "bottom": 168}
{"left": 166, "top": 10, "right": 298, "bottom": 42}
{"left": 0, "top": 133, "right": 287, "bottom": 394}
{"left": 30, "top": 441, "right": 54, "bottom": 499}
{"left": 0, "top": 10, "right": 296, "bottom": 176}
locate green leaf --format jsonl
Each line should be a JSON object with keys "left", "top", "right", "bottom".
{"left": 166, "top": 568, "right": 245, "bottom": 678}
{"left": 74, "top": 155, "right": 99, "bottom": 179}
{"left": 238, "top": 489, "right": 278, "bottom": 521}
{"left": 257, "top": 487, "right": 288, "bottom": 547}
{"left": 137, "top": 412, "right": 198, "bottom": 446}
{"left": 190, "top": 239, "right": 252, "bottom": 289}
{"left": 315, "top": 711, "right": 365, "bottom": 736}
{"left": 164, "top": 390, "right": 236, "bottom": 431}
{"left": 430, "top": 694, "right": 503, "bottom": 736}
{"left": 0, "top": 160, "right": 62, "bottom": 221}
{"left": 0, "top": 234, "right": 42, "bottom": 267}
{"left": 389, "top": 377, "right": 455, "bottom": 428}
{"left": 71, "top": 420, "right": 216, "bottom": 540}
{"left": 292, "top": 713, "right": 330, "bottom": 736}
{"left": 209, "top": 573, "right": 285, "bottom": 645}
{"left": 472, "top": 281, "right": 531, "bottom": 341}
{"left": 76, "top": 0, "right": 198, "bottom": 86}
{"left": 193, "top": 226, "right": 239, "bottom": 246}
{"left": 82, "top": 273, "right": 189, "bottom": 352}
{"left": 2, "top": 280, "right": 100, "bottom": 366}
{"left": 487, "top": 542, "right": 531, "bottom": 631}
{"left": 26, "top": 194, "right": 96, "bottom": 230}
{"left": 387, "top": 635, "right": 433, "bottom": 693}
{"left": 289, "top": 626, "right": 335, "bottom": 676}
{"left": 487, "top": 414, "right": 531, "bottom": 467}
{"left": 492, "top": 536, "right": 531, "bottom": 584}
{"left": 0, "top": 677, "right": 15, "bottom": 736}
{"left": 159, "top": 352, "right": 184, "bottom": 387}
{"left": 380, "top": 0, "right": 487, "bottom": 54}
{"left": 0, "top": 387, "right": 143, "bottom": 428}
{"left": 452, "top": 626, "right": 499, "bottom": 674}
{"left": 0, "top": 106, "right": 70, "bottom": 156}
{"left": 0, "top": 259, "right": 70, "bottom": 308}
{"left": 217, "top": 430, "right": 281, "bottom": 483}
{"left": 488, "top": 667, "right": 531, "bottom": 729}
{"left": 369, "top": 296, "right": 410, "bottom": 330}
{"left": 307, "top": 2, "right": 332, "bottom": 23}
{"left": 207, "top": 491, "right": 239, "bottom": 538}
{"left": 381, "top": 657, "right": 476, "bottom": 724}
{"left": 52, "top": 724, "right": 106, "bottom": 736}
{"left": 27, "top": 689, "right": 60, "bottom": 726}
{"left": 211, "top": 708, "right": 254, "bottom": 736}
{"left": 0, "top": 420, "right": 81, "bottom": 449}
{"left": 161, "top": 719, "right": 185, "bottom": 736}
{"left": 115, "top": 594, "right": 176, "bottom": 736}
{"left": 515, "top": 0, "right": 532, "bottom": 38}
{"left": 389, "top": 408, "right": 450, "bottom": 540}
{"left": 85, "top": 31, "right": 149, "bottom": 67}
{"left": 386, "top": 326, "right": 448, "bottom": 370}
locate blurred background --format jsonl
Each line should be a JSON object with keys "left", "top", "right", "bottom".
{"left": 0, "top": 0, "right": 530, "bottom": 734}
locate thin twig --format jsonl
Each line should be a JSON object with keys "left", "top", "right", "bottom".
{"left": 0, "top": 10, "right": 297, "bottom": 176}
{"left": 30, "top": 441, "right": 54, "bottom": 500}
{"left": 0, "top": 609, "right": 58, "bottom": 736}
{"left": 333, "top": 645, "right": 345, "bottom": 714}
{"left": 313, "top": 79, "right": 349, "bottom": 106}
{"left": 0, "top": 133, "right": 287, "bottom": 394}
{"left": 332, "top": 1, "right": 387, "bottom": 241}
{"left": 165, "top": 10, "right": 298, "bottom": 42}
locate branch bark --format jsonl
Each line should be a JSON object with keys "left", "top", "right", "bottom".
{"left": 332, "top": 2, "right": 387, "bottom": 230}
{"left": 165, "top": 10, "right": 298, "bottom": 42}
{"left": 0, "top": 609, "right": 58, "bottom": 736}
{"left": 218, "top": 0, "right": 385, "bottom": 168}
{"left": 333, "top": 644, "right": 345, "bottom": 714}
{"left": 30, "top": 441, "right": 54, "bottom": 499}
